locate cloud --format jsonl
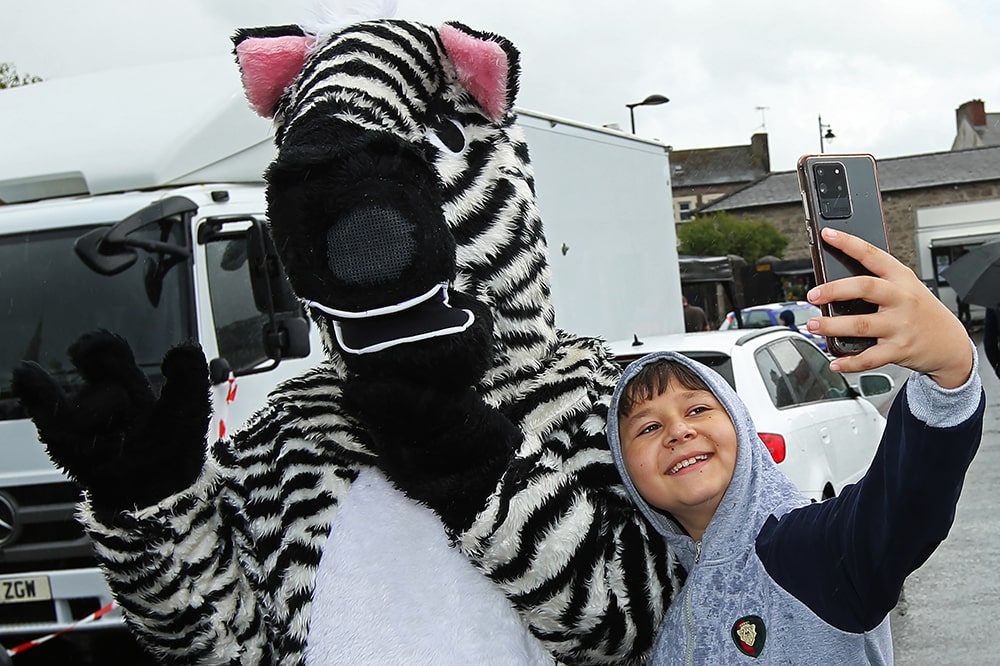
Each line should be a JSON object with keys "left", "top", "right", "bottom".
{"left": 3, "top": 0, "right": 1000, "bottom": 170}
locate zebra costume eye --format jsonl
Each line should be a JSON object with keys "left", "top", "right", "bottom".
{"left": 427, "top": 116, "right": 467, "bottom": 154}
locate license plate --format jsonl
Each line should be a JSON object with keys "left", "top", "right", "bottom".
{"left": 0, "top": 576, "right": 52, "bottom": 604}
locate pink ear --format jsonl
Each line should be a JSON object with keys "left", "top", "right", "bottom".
{"left": 439, "top": 24, "right": 510, "bottom": 121}
{"left": 235, "top": 35, "right": 315, "bottom": 118}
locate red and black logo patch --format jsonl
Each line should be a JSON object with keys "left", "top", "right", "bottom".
{"left": 731, "top": 615, "right": 766, "bottom": 658}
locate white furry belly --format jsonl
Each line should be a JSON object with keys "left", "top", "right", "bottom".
{"left": 305, "top": 468, "right": 553, "bottom": 665}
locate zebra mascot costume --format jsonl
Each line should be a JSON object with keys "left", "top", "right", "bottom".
{"left": 12, "top": 9, "right": 681, "bottom": 666}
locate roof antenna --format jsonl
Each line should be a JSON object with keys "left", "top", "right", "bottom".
{"left": 631, "top": 333, "right": 643, "bottom": 347}
{"left": 754, "top": 105, "right": 769, "bottom": 132}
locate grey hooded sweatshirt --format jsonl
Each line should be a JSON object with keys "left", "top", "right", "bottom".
{"left": 607, "top": 350, "right": 983, "bottom": 665}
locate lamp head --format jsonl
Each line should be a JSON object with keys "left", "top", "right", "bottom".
{"left": 640, "top": 94, "right": 670, "bottom": 106}
{"left": 627, "top": 93, "right": 670, "bottom": 109}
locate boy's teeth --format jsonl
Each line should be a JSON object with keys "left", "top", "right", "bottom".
{"left": 669, "top": 455, "right": 709, "bottom": 475}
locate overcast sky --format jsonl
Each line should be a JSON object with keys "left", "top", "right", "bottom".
{"left": 3, "top": 1, "right": 999, "bottom": 172}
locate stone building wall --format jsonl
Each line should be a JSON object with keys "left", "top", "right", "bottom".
{"left": 729, "top": 180, "right": 1000, "bottom": 273}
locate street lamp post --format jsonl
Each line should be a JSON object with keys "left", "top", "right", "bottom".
{"left": 818, "top": 115, "right": 835, "bottom": 153}
{"left": 626, "top": 94, "right": 670, "bottom": 134}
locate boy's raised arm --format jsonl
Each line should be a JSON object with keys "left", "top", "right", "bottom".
{"left": 758, "top": 227, "right": 983, "bottom": 631}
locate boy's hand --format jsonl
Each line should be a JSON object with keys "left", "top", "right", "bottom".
{"left": 805, "top": 228, "right": 973, "bottom": 389}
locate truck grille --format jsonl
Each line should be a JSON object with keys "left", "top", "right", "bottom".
{"left": 0, "top": 598, "right": 104, "bottom": 626}
{"left": 0, "top": 482, "right": 96, "bottom": 575}
{"left": 0, "top": 482, "right": 108, "bottom": 628}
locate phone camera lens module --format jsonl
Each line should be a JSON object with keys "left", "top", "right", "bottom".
{"left": 812, "top": 161, "right": 852, "bottom": 219}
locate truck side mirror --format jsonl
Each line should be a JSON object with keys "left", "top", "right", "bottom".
{"left": 74, "top": 196, "right": 195, "bottom": 275}
{"left": 246, "top": 223, "right": 299, "bottom": 314}
{"left": 74, "top": 227, "right": 139, "bottom": 274}
{"left": 209, "top": 357, "right": 233, "bottom": 386}
{"left": 264, "top": 317, "right": 311, "bottom": 360}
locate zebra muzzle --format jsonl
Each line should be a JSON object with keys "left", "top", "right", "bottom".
{"left": 305, "top": 283, "right": 475, "bottom": 355}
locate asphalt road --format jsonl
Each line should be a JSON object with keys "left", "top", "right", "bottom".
{"left": 890, "top": 333, "right": 1000, "bottom": 664}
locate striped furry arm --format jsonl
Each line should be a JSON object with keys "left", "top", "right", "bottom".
{"left": 79, "top": 459, "right": 274, "bottom": 665}
{"left": 459, "top": 351, "right": 681, "bottom": 665}
{"left": 461, "top": 425, "right": 677, "bottom": 664}
{"left": 76, "top": 371, "right": 370, "bottom": 666}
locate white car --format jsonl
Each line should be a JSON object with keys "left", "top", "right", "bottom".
{"left": 607, "top": 327, "right": 893, "bottom": 501}
{"left": 718, "top": 300, "right": 828, "bottom": 352}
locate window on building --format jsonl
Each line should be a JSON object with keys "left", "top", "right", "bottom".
{"left": 678, "top": 201, "right": 693, "bottom": 221}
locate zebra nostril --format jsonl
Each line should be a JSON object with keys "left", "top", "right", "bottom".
{"left": 327, "top": 205, "right": 417, "bottom": 285}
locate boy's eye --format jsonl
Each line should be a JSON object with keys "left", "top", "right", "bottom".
{"left": 632, "top": 423, "right": 660, "bottom": 439}
{"left": 638, "top": 423, "right": 660, "bottom": 436}
{"left": 688, "top": 405, "right": 709, "bottom": 417}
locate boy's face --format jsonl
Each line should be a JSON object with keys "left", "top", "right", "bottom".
{"left": 619, "top": 378, "right": 738, "bottom": 540}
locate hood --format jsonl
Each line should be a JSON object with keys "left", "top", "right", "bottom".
{"left": 607, "top": 351, "right": 805, "bottom": 565}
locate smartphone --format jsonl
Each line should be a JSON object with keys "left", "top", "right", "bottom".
{"left": 797, "top": 153, "right": 890, "bottom": 357}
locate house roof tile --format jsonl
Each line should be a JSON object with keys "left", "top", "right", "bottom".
{"left": 700, "top": 145, "right": 1000, "bottom": 212}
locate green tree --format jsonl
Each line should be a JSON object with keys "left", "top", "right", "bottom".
{"left": 0, "top": 62, "right": 42, "bottom": 89}
{"left": 677, "top": 211, "right": 788, "bottom": 264}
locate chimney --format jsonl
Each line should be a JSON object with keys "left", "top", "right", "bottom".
{"left": 956, "top": 99, "right": 987, "bottom": 129}
{"left": 750, "top": 133, "right": 770, "bottom": 174}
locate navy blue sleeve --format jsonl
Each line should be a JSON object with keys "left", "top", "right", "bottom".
{"left": 755, "top": 386, "right": 984, "bottom": 632}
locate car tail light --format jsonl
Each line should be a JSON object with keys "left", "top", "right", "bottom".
{"left": 758, "top": 433, "right": 786, "bottom": 463}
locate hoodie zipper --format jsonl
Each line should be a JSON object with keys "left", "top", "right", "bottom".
{"left": 683, "top": 541, "right": 702, "bottom": 666}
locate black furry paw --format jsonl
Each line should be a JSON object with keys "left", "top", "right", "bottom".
{"left": 11, "top": 330, "right": 211, "bottom": 511}
{"left": 342, "top": 376, "right": 519, "bottom": 532}
{"left": 67, "top": 329, "right": 150, "bottom": 389}
{"left": 11, "top": 360, "right": 71, "bottom": 428}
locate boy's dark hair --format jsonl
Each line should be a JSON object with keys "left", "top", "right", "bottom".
{"left": 618, "top": 359, "right": 713, "bottom": 417}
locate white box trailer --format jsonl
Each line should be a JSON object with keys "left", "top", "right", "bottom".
{"left": 517, "top": 112, "right": 681, "bottom": 342}
{"left": 0, "top": 57, "right": 679, "bottom": 642}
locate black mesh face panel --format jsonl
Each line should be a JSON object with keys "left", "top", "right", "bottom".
{"left": 327, "top": 205, "right": 417, "bottom": 286}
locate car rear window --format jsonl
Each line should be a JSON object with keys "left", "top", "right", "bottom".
{"left": 615, "top": 352, "right": 735, "bottom": 389}
{"left": 791, "top": 305, "right": 822, "bottom": 325}
{"left": 744, "top": 311, "right": 774, "bottom": 328}
{"left": 680, "top": 352, "right": 735, "bottom": 388}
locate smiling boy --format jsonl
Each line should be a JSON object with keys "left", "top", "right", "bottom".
{"left": 607, "top": 228, "right": 984, "bottom": 664}
{"left": 614, "top": 361, "right": 739, "bottom": 544}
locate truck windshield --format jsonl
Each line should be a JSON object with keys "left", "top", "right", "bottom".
{"left": 0, "top": 224, "right": 193, "bottom": 416}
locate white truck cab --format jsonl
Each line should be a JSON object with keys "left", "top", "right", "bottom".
{"left": 0, "top": 182, "right": 321, "bottom": 639}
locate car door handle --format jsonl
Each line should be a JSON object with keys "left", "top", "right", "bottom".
{"left": 819, "top": 426, "right": 830, "bottom": 443}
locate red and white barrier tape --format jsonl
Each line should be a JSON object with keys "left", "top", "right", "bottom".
{"left": 218, "top": 374, "right": 238, "bottom": 440}
{"left": 5, "top": 601, "right": 116, "bottom": 658}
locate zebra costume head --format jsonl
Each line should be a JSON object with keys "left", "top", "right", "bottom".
{"left": 233, "top": 17, "right": 558, "bottom": 386}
